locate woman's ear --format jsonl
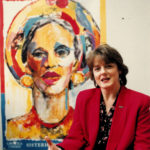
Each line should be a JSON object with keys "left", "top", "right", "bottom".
{"left": 119, "top": 70, "right": 122, "bottom": 75}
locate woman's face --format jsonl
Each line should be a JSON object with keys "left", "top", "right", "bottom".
{"left": 26, "top": 23, "right": 78, "bottom": 95}
{"left": 93, "top": 55, "right": 120, "bottom": 89}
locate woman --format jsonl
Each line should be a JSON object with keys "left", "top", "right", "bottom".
{"left": 46, "top": 44, "right": 150, "bottom": 149}
{"left": 5, "top": 0, "right": 100, "bottom": 140}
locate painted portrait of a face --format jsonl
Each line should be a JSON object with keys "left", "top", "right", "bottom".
{"left": 5, "top": 0, "right": 100, "bottom": 140}
{"left": 25, "top": 21, "right": 81, "bottom": 95}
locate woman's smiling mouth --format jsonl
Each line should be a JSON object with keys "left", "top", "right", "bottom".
{"left": 101, "top": 77, "right": 110, "bottom": 82}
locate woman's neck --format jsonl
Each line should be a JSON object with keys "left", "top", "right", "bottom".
{"left": 101, "top": 83, "right": 121, "bottom": 114}
{"left": 32, "top": 86, "right": 69, "bottom": 124}
{"left": 101, "top": 82, "right": 121, "bottom": 100}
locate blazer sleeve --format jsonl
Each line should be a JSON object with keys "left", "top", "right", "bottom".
{"left": 57, "top": 92, "right": 86, "bottom": 150}
{"left": 134, "top": 97, "right": 150, "bottom": 150}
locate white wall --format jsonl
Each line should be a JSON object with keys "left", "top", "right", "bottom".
{"left": 106, "top": 0, "right": 150, "bottom": 95}
{"left": 1, "top": 0, "right": 150, "bottom": 149}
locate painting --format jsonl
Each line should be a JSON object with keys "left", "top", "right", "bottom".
{"left": 0, "top": 0, "right": 103, "bottom": 149}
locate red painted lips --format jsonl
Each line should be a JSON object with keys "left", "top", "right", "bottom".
{"left": 42, "top": 72, "right": 60, "bottom": 85}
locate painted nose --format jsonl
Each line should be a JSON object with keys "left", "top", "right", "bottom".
{"left": 44, "top": 52, "right": 58, "bottom": 68}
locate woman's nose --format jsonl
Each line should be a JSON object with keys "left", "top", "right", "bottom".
{"left": 100, "top": 67, "right": 106, "bottom": 74}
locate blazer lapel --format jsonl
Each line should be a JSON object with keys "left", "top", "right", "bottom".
{"left": 88, "top": 88, "right": 101, "bottom": 148}
{"left": 106, "top": 86, "right": 127, "bottom": 150}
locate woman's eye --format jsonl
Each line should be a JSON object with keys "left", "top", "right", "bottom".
{"left": 106, "top": 64, "right": 112, "bottom": 68}
{"left": 55, "top": 45, "right": 70, "bottom": 58}
{"left": 32, "top": 49, "right": 47, "bottom": 58}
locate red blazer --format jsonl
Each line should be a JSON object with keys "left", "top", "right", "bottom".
{"left": 58, "top": 86, "right": 150, "bottom": 150}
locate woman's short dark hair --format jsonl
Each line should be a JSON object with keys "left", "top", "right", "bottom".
{"left": 86, "top": 44, "right": 129, "bottom": 86}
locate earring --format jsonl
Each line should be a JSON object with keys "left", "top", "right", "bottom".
{"left": 20, "top": 75, "right": 33, "bottom": 87}
{"left": 119, "top": 77, "right": 123, "bottom": 85}
{"left": 71, "top": 71, "right": 85, "bottom": 86}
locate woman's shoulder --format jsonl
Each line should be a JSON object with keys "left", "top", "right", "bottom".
{"left": 123, "top": 86, "right": 149, "bottom": 98}
{"left": 121, "top": 86, "right": 150, "bottom": 106}
{"left": 75, "top": 88, "right": 100, "bottom": 105}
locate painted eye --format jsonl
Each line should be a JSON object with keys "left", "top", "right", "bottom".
{"left": 55, "top": 45, "right": 70, "bottom": 58}
{"left": 32, "top": 49, "right": 47, "bottom": 58}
